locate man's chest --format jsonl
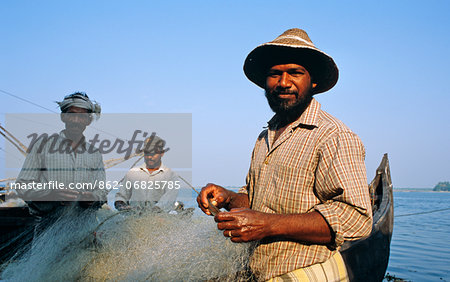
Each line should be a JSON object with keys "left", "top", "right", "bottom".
{"left": 248, "top": 129, "right": 322, "bottom": 213}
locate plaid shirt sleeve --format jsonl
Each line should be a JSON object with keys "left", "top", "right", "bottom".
{"left": 91, "top": 153, "right": 107, "bottom": 202}
{"left": 314, "top": 131, "right": 373, "bottom": 248}
{"left": 15, "top": 139, "right": 52, "bottom": 199}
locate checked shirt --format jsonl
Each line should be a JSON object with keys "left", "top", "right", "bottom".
{"left": 242, "top": 98, "right": 373, "bottom": 280}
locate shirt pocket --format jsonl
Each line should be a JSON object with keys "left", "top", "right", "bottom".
{"left": 266, "top": 164, "right": 317, "bottom": 214}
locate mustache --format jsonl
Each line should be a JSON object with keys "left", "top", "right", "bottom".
{"left": 270, "top": 90, "right": 298, "bottom": 96}
{"left": 65, "top": 122, "right": 85, "bottom": 129}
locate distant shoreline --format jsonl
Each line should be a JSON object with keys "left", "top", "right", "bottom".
{"left": 393, "top": 188, "right": 449, "bottom": 192}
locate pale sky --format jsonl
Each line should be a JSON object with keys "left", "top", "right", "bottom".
{"left": 1, "top": 0, "right": 449, "bottom": 188}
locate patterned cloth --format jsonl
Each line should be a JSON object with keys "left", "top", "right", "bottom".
{"left": 115, "top": 163, "right": 179, "bottom": 211}
{"left": 243, "top": 98, "right": 372, "bottom": 280}
{"left": 266, "top": 251, "right": 348, "bottom": 282}
{"left": 56, "top": 92, "right": 101, "bottom": 119}
{"left": 15, "top": 130, "right": 106, "bottom": 216}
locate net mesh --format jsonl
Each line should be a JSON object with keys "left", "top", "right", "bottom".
{"left": 1, "top": 207, "right": 253, "bottom": 281}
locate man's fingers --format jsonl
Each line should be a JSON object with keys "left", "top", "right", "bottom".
{"left": 80, "top": 191, "right": 96, "bottom": 201}
{"left": 57, "top": 190, "right": 79, "bottom": 201}
{"left": 221, "top": 229, "right": 248, "bottom": 243}
{"left": 215, "top": 208, "right": 248, "bottom": 220}
{"left": 214, "top": 211, "right": 236, "bottom": 222}
{"left": 228, "top": 207, "right": 247, "bottom": 213}
{"left": 197, "top": 183, "right": 230, "bottom": 216}
{"left": 198, "top": 184, "right": 222, "bottom": 208}
{"left": 197, "top": 194, "right": 211, "bottom": 212}
{"left": 60, "top": 189, "right": 79, "bottom": 195}
{"left": 217, "top": 221, "right": 238, "bottom": 230}
{"left": 196, "top": 196, "right": 211, "bottom": 215}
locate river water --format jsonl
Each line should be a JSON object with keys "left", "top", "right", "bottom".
{"left": 2, "top": 190, "right": 449, "bottom": 281}
{"left": 386, "top": 191, "right": 450, "bottom": 281}
{"left": 181, "top": 190, "right": 450, "bottom": 281}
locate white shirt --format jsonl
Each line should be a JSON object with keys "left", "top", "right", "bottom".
{"left": 115, "top": 163, "right": 180, "bottom": 211}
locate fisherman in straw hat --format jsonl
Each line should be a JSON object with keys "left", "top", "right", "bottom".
{"left": 198, "top": 28, "right": 372, "bottom": 281}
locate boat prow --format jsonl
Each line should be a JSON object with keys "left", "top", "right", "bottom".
{"left": 340, "top": 153, "right": 394, "bottom": 281}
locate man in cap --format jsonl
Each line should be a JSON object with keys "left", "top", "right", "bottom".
{"left": 16, "top": 92, "right": 106, "bottom": 232}
{"left": 197, "top": 29, "right": 372, "bottom": 281}
{"left": 114, "top": 135, "right": 180, "bottom": 212}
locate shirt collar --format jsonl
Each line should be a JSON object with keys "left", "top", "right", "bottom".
{"left": 266, "top": 98, "right": 321, "bottom": 130}
{"left": 139, "top": 162, "right": 167, "bottom": 173}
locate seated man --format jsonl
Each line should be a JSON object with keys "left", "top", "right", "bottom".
{"left": 114, "top": 135, "right": 180, "bottom": 212}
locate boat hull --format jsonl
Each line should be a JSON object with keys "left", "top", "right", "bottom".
{"left": 340, "top": 154, "right": 394, "bottom": 281}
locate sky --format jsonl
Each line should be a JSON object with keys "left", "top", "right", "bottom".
{"left": 1, "top": 0, "right": 449, "bottom": 188}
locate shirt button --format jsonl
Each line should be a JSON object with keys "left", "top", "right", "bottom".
{"left": 264, "top": 159, "right": 269, "bottom": 165}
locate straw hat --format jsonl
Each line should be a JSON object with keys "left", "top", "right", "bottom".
{"left": 243, "top": 28, "right": 339, "bottom": 94}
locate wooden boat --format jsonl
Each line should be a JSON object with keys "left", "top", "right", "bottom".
{"left": 340, "top": 153, "right": 394, "bottom": 281}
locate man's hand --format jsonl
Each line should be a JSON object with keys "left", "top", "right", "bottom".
{"left": 54, "top": 189, "right": 80, "bottom": 201}
{"left": 114, "top": 200, "right": 132, "bottom": 211}
{"left": 196, "top": 183, "right": 233, "bottom": 215}
{"left": 78, "top": 191, "right": 97, "bottom": 201}
{"left": 215, "top": 208, "right": 273, "bottom": 243}
{"left": 215, "top": 208, "right": 334, "bottom": 245}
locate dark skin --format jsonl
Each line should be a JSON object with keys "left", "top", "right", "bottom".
{"left": 51, "top": 106, "right": 97, "bottom": 204}
{"left": 143, "top": 152, "right": 164, "bottom": 172}
{"left": 197, "top": 64, "right": 333, "bottom": 244}
{"left": 60, "top": 106, "right": 92, "bottom": 149}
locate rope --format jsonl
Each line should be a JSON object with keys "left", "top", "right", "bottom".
{"left": 177, "top": 174, "right": 200, "bottom": 195}
{"left": 0, "top": 89, "right": 57, "bottom": 113}
{"left": 0, "top": 89, "right": 129, "bottom": 142}
{"left": 395, "top": 207, "right": 450, "bottom": 217}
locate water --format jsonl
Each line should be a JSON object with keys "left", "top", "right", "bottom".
{"left": 2, "top": 191, "right": 449, "bottom": 281}
{"left": 387, "top": 191, "right": 450, "bottom": 281}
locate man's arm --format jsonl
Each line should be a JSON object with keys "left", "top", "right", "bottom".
{"left": 92, "top": 154, "right": 107, "bottom": 201}
{"left": 215, "top": 209, "right": 332, "bottom": 244}
{"left": 114, "top": 171, "right": 133, "bottom": 210}
{"left": 312, "top": 131, "right": 373, "bottom": 247}
{"left": 198, "top": 132, "right": 372, "bottom": 247}
{"left": 197, "top": 184, "right": 333, "bottom": 244}
{"left": 15, "top": 142, "right": 50, "bottom": 200}
{"left": 15, "top": 141, "right": 79, "bottom": 201}
{"left": 79, "top": 153, "right": 106, "bottom": 208}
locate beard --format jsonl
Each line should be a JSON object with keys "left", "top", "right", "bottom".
{"left": 264, "top": 89, "right": 313, "bottom": 119}
{"left": 64, "top": 122, "right": 86, "bottom": 139}
{"left": 145, "top": 158, "right": 162, "bottom": 169}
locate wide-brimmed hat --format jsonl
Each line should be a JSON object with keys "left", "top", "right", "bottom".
{"left": 243, "top": 28, "right": 339, "bottom": 94}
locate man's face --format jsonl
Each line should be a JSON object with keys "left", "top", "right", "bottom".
{"left": 144, "top": 152, "right": 164, "bottom": 169}
{"left": 265, "top": 63, "right": 317, "bottom": 115}
{"left": 61, "top": 106, "right": 91, "bottom": 135}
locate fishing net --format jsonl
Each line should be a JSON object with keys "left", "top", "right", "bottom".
{"left": 1, "top": 207, "right": 253, "bottom": 281}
